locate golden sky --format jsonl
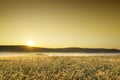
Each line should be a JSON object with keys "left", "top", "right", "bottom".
{"left": 0, "top": 0, "right": 120, "bottom": 49}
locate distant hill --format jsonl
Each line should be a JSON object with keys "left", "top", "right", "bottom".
{"left": 0, "top": 45, "right": 120, "bottom": 53}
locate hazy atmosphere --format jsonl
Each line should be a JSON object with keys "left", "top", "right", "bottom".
{"left": 0, "top": 0, "right": 120, "bottom": 49}
{"left": 0, "top": 1, "right": 120, "bottom": 80}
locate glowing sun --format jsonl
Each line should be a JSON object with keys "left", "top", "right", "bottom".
{"left": 27, "top": 40, "right": 35, "bottom": 46}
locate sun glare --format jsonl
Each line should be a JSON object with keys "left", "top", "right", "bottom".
{"left": 27, "top": 40, "right": 34, "bottom": 46}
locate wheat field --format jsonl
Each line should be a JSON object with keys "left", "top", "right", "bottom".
{"left": 0, "top": 55, "right": 120, "bottom": 80}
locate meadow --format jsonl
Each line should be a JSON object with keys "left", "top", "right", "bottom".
{"left": 0, "top": 54, "right": 120, "bottom": 80}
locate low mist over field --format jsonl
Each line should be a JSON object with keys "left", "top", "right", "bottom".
{"left": 0, "top": 0, "right": 120, "bottom": 79}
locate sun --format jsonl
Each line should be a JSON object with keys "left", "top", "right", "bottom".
{"left": 27, "top": 40, "right": 35, "bottom": 46}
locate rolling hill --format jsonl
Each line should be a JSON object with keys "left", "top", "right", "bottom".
{"left": 0, "top": 45, "right": 120, "bottom": 53}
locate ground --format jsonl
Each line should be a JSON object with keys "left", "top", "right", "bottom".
{"left": 0, "top": 55, "right": 120, "bottom": 80}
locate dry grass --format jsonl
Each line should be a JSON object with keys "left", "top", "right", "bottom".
{"left": 0, "top": 55, "right": 120, "bottom": 80}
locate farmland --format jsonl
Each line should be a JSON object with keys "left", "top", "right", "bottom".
{"left": 0, "top": 54, "right": 120, "bottom": 80}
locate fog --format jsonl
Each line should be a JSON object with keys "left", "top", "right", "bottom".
{"left": 0, "top": 52, "right": 120, "bottom": 57}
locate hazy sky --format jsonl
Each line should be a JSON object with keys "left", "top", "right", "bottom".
{"left": 0, "top": 0, "right": 120, "bottom": 49}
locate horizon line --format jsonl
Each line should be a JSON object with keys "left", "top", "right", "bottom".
{"left": 0, "top": 45, "right": 119, "bottom": 50}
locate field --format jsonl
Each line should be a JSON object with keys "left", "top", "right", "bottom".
{"left": 0, "top": 55, "right": 120, "bottom": 80}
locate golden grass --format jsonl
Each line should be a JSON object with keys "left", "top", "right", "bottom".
{"left": 0, "top": 55, "right": 120, "bottom": 80}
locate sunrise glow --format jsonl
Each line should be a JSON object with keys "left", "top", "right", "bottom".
{"left": 27, "top": 40, "right": 35, "bottom": 46}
